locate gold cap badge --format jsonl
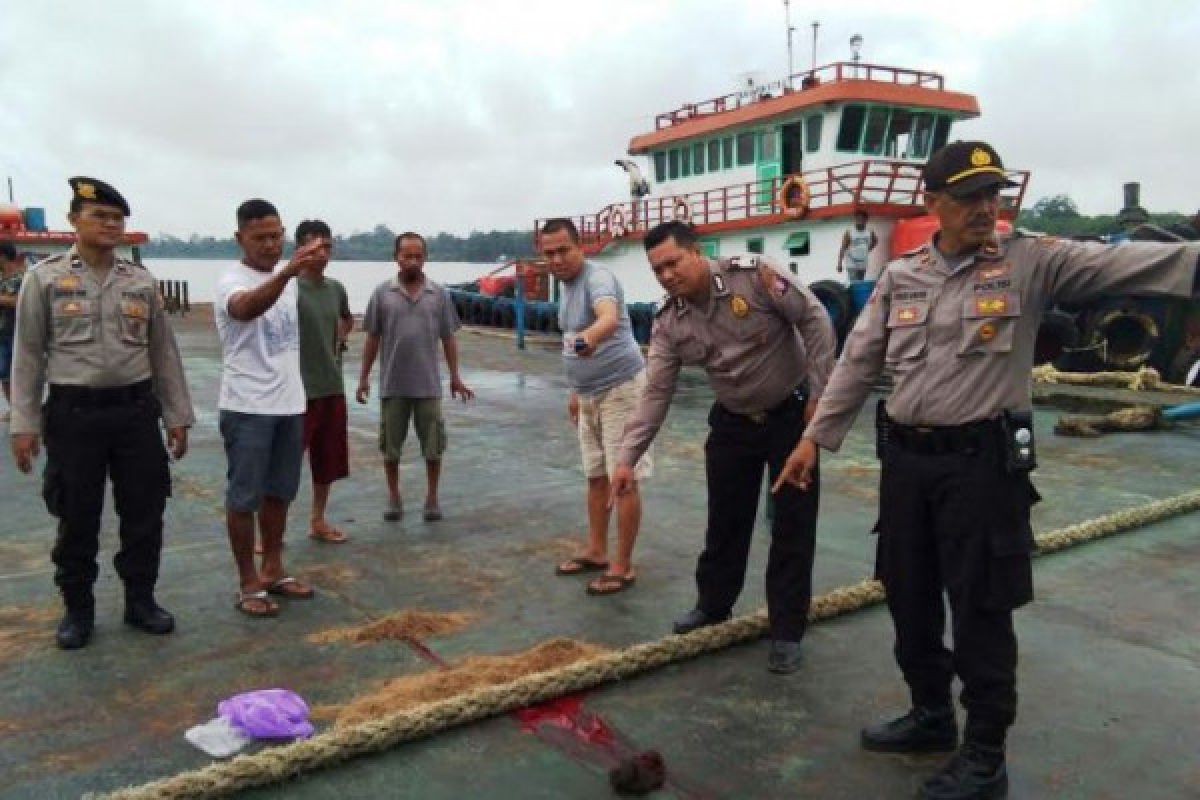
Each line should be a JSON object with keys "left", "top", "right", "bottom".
{"left": 970, "top": 148, "right": 992, "bottom": 167}
{"left": 77, "top": 182, "right": 97, "bottom": 200}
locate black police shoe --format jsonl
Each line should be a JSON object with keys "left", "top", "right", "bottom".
{"left": 861, "top": 706, "right": 958, "bottom": 753}
{"left": 124, "top": 598, "right": 176, "bottom": 635}
{"left": 919, "top": 741, "right": 1007, "bottom": 800}
{"left": 766, "top": 640, "right": 803, "bottom": 674}
{"left": 672, "top": 607, "right": 731, "bottom": 635}
{"left": 56, "top": 609, "right": 94, "bottom": 650}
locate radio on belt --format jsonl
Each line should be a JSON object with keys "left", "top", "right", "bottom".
{"left": 1001, "top": 410, "right": 1037, "bottom": 473}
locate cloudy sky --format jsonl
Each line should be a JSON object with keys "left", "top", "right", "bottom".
{"left": 2, "top": 0, "right": 1197, "bottom": 238}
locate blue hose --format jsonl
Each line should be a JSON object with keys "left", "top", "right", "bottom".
{"left": 1162, "top": 401, "right": 1200, "bottom": 422}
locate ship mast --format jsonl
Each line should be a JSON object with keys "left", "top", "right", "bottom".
{"left": 783, "top": 0, "right": 796, "bottom": 85}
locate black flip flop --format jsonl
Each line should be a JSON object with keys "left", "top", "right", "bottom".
{"left": 555, "top": 557, "right": 610, "bottom": 576}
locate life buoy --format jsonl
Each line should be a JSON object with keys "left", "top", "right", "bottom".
{"left": 779, "top": 176, "right": 811, "bottom": 217}
{"left": 672, "top": 197, "right": 691, "bottom": 224}
{"left": 610, "top": 207, "right": 627, "bottom": 238}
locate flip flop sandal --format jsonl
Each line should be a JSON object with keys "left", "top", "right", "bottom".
{"left": 586, "top": 574, "right": 637, "bottom": 595}
{"left": 555, "top": 557, "right": 610, "bottom": 576}
{"left": 309, "top": 527, "right": 348, "bottom": 543}
{"left": 266, "top": 577, "right": 315, "bottom": 599}
{"left": 235, "top": 589, "right": 279, "bottom": 617}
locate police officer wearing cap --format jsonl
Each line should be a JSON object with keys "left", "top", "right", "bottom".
{"left": 9, "top": 178, "right": 194, "bottom": 650}
{"left": 776, "top": 141, "right": 1200, "bottom": 799}
{"left": 611, "top": 220, "right": 836, "bottom": 674}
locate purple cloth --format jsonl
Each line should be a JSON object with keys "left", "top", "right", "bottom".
{"left": 218, "top": 689, "right": 314, "bottom": 739}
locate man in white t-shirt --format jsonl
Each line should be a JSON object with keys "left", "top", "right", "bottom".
{"left": 837, "top": 209, "right": 878, "bottom": 282}
{"left": 216, "top": 198, "right": 327, "bottom": 618}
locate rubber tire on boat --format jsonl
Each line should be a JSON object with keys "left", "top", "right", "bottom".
{"left": 1033, "top": 309, "right": 1080, "bottom": 365}
{"left": 1083, "top": 299, "right": 1160, "bottom": 370}
{"left": 808, "top": 279, "right": 852, "bottom": 344}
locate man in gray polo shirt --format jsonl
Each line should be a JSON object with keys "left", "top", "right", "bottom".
{"left": 540, "top": 218, "right": 651, "bottom": 595}
{"left": 357, "top": 231, "right": 473, "bottom": 522}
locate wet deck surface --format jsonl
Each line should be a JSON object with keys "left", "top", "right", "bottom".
{"left": 1, "top": 313, "right": 1197, "bottom": 799}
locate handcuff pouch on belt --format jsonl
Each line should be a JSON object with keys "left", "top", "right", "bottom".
{"left": 1000, "top": 409, "right": 1037, "bottom": 473}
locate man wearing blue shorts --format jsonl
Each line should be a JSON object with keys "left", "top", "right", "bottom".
{"left": 216, "top": 199, "right": 328, "bottom": 617}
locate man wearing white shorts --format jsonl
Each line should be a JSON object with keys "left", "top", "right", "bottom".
{"left": 540, "top": 218, "right": 651, "bottom": 595}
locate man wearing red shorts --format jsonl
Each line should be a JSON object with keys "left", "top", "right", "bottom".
{"left": 295, "top": 220, "right": 354, "bottom": 543}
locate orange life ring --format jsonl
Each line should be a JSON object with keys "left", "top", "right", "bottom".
{"left": 672, "top": 197, "right": 691, "bottom": 224}
{"left": 610, "top": 207, "right": 627, "bottom": 238}
{"left": 779, "top": 176, "right": 811, "bottom": 217}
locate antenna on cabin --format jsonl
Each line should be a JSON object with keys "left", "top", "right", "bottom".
{"left": 783, "top": 0, "right": 796, "bottom": 85}
{"left": 850, "top": 33, "right": 863, "bottom": 77}
{"left": 810, "top": 21, "right": 819, "bottom": 72}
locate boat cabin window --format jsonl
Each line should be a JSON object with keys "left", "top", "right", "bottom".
{"left": 692, "top": 142, "right": 705, "bottom": 174}
{"left": 759, "top": 130, "right": 777, "bottom": 161}
{"left": 861, "top": 107, "right": 890, "bottom": 155}
{"left": 681, "top": 146, "right": 692, "bottom": 177}
{"left": 708, "top": 140, "right": 721, "bottom": 171}
{"left": 669, "top": 149, "right": 681, "bottom": 180}
{"left": 911, "top": 114, "right": 935, "bottom": 159}
{"left": 805, "top": 115, "right": 822, "bottom": 153}
{"left": 654, "top": 152, "right": 667, "bottom": 183}
{"left": 736, "top": 132, "right": 755, "bottom": 166}
{"left": 722, "top": 137, "right": 735, "bottom": 170}
{"left": 836, "top": 105, "right": 867, "bottom": 151}
{"left": 932, "top": 115, "right": 952, "bottom": 152}
{"left": 746, "top": 237, "right": 764, "bottom": 254}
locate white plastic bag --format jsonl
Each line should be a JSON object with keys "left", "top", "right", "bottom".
{"left": 184, "top": 716, "right": 252, "bottom": 758}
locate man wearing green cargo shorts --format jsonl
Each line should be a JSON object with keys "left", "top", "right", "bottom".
{"left": 357, "top": 232, "right": 473, "bottom": 521}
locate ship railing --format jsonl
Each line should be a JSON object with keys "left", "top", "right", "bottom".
{"left": 654, "top": 62, "right": 945, "bottom": 130}
{"left": 537, "top": 160, "right": 1029, "bottom": 249}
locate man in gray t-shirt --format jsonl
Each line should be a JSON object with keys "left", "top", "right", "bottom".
{"left": 357, "top": 232, "right": 474, "bottom": 522}
{"left": 541, "top": 218, "right": 651, "bottom": 596}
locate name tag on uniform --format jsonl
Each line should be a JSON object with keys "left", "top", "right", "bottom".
{"left": 976, "top": 263, "right": 1011, "bottom": 282}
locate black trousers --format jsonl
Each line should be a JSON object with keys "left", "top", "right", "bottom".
{"left": 876, "top": 437, "right": 1037, "bottom": 747}
{"left": 41, "top": 388, "right": 172, "bottom": 608}
{"left": 698, "top": 396, "right": 820, "bottom": 641}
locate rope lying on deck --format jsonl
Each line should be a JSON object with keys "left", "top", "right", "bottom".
{"left": 97, "top": 488, "right": 1200, "bottom": 800}
{"left": 1032, "top": 364, "right": 1200, "bottom": 395}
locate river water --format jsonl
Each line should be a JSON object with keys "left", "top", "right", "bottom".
{"left": 143, "top": 258, "right": 497, "bottom": 314}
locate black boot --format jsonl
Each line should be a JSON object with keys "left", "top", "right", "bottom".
{"left": 672, "top": 607, "right": 731, "bottom": 635}
{"left": 861, "top": 706, "right": 958, "bottom": 753}
{"left": 56, "top": 605, "right": 94, "bottom": 650}
{"left": 124, "top": 591, "right": 175, "bottom": 635}
{"left": 919, "top": 741, "right": 1007, "bottom": 799}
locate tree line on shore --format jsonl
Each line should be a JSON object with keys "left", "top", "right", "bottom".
{"left": 144, "top": 226, "right": 536, "bottom": 262}
{"left": 1016, "top": 194, "right": 1190, "bottom": 237}
{"left": 140, "top": 195, "right": 1195, "bottom": 261}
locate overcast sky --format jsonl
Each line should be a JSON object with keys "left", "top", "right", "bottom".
{"left": 2, "top": 0, "right": 1197, "bottom": 237}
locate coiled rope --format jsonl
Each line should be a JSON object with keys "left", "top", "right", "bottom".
{"left": 98, "top": 488, "right": 1200, "bottom": 800}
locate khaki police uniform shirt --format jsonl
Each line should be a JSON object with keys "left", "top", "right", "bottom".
{"left": 618, "top": 255, "right": 837, "bottom": 466}
{"left": 9, "top": 247, "right": 195, "bottom": 436}
{"left": 805, "top": 233, "right": 1200, "bottom": 452}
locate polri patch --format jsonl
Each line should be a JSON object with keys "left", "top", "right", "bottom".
{"left": 54, "top": 275, "right": 83, "bottom": 292}
{"left": 121, "top": 299, "right": 149, "bottom": 319}
{"left": 979, "top": 322, "right": 998, "bottom": 341}
{"left": 896, "top": 306, "right": 921, "bottom": 323}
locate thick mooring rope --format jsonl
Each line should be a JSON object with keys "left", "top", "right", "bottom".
{"left": 1032, "top": 364, "right": 1200, "bottom": 395}
{"left": 98, "top": 489, "right": 1200, "bottom": 800}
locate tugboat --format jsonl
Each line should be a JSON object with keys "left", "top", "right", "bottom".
{"left": 534, "top": 58, "right": 1028, "bottom": 307}
{"left": 0, "top": 203, "right": 149, "bottom": 264}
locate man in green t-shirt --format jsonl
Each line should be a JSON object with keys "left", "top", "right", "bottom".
{"left": 295, "top": 220, "right": 354, "bottom": 543}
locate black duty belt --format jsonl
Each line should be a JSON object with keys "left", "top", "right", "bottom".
{"left": 48, "top": 380, "right": 153, "bottom": 408}
{"left": 722, "top": 385, "right": 807, "bottom": 425}
{"left": 889, "top": 417, "right": 1002, "bottom": 456}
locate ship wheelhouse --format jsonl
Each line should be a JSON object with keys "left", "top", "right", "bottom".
{"left": 536, "top": 62, "right": 1028, "bottom": 291}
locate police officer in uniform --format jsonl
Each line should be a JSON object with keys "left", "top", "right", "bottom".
{"left": 777, "top": 141, "right": 1200, "bottom": 799}
{"left": 611, "top": 220, "right": 836, "bottom": 673}
{"left": 9, "top": 178, "right": 194, "bottom": 650}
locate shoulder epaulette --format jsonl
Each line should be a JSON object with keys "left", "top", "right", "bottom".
{"left": 654, "top": 295, "right": 672, "bottom": 317}
{"left": 723, "top": 255, "right": 761, "bottom": 271}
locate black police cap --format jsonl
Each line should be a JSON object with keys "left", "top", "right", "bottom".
{"left": 68, "top": 177, "right": 130, "bottom": 216}
{"left": 923, "top": 141, "right": 1017, "bottom": 198}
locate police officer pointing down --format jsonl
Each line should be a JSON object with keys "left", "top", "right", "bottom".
{"left": 9, "top": 178, "right": 194, "bottom": 650}
{"left": 776, "top": 142, "right": 1200, "bottom": 799}
{"left": 611, "top": 220, "right": 836, "bottom": 674}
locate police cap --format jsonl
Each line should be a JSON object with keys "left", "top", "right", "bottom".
{"left": 68, "top": 176, "right": 130, "bottom": 216}
{"left": 923, "top": 141, "right": 1017, "bottom": 198}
